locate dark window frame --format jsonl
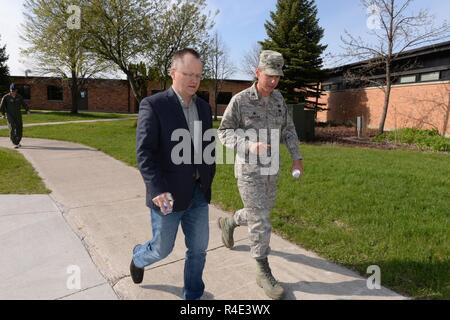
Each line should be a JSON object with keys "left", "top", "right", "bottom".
{"left": 16, "top": 84, "right": 31, "bottom": 100}
{"left": 399, "top": 74, "right": 418, "bottom": 84}
{"left": 441, "top": 70, "right": 450, "bottom": 80}
{"left": 197, "top": 91, "right": 210, "bottom": 103}
{"left": 217, "top": 92, "right": 232, "bottom": 105}
{"left": 47, "top": 85, "right": 64, "bottom": 101}
{"left": 419, "top": 71, "right": 440, "bottom": 83}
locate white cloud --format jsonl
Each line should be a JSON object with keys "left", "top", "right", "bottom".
{"left": 0, "top": 0, "right": 27, "bottom": 76}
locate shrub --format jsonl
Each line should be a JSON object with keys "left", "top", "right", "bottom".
{"left": 374, "top": 128, "right": 450, "bottom": 152}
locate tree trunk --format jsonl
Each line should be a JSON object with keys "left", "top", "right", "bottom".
{"left": 70, "top": 70, "right": 79, "bottom": 114}
{"left": 127, "top": 72, "right": 143, "bottom": 106}
{"left": 378, "top": 59, "right": 392, "bottom": 134}
{"left": 378, "top": 82, "right": 392, "bottom": 135}
{"left": 442, "top": 92, "right": 450, "bottom": 136}
{"left": 214, "top": 80, "right": 218, "bottom": 121}
{"left": 378, "top": 5, "right": 396, "bottom": 135}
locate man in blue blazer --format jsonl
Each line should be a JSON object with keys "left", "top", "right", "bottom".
{"left": 131, "top": 48, "right": 215, "bottom": 300}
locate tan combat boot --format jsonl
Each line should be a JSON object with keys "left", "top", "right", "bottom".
{"left": 217, "top": 216, "right": 238, "bottom": 248}
{"left": 256, "top": 257, "right": 284, "bottom": 300}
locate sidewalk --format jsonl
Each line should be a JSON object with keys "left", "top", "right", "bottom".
{"left": 0, "top": 137, "right": 406, "bottom": 300}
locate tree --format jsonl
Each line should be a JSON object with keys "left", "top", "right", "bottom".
{"left": 260, "top": 0, "right": 327, "bottom": 104}
{"left": 128, "top": 62, "right": 158, "bottom": 103}
{"left": 0, "top": 35, "right": 10, "bottom": 95}
{"left": 83, "top": 0, "right": 162, "bottom": 104}
{"left": 342, "top": 0, "right": 450, "bottom": 134}
{"left": 241, "top": 43, "right": 261, "bottom": 80}
{"left": 148, "top": 0, "right": 217, "bottom": 90}
{"left": 21, "top": 0, "right": 108, "bottom": 113}
{"left": 205, "top": 32, "right": 236, "bottom": 120}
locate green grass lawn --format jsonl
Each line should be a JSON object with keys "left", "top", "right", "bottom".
{"left": 0, "top": 147, "right": 50, "bottom": 194}
{"left": 0, "top": 120, "right": 449, "bottom": 299}
{"left": 0, "top": 110, "right": 136, "bottom": 126}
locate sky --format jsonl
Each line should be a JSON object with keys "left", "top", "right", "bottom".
{"left": 1, "top": 0, "right": 450, "bottom": 80}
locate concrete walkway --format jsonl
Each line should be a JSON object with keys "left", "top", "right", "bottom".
{"left": 0, "top": 137, "right": 406, "bottom": 300}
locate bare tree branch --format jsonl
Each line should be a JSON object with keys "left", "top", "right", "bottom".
{"left": 340, "top": 0, "right": 450, "bottom": 133}
{"left": 240, "top": 43, "right": 261, "bottom": 80}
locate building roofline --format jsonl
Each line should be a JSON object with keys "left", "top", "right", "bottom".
{"left": 327, "top": 40, "right": 450, "bottom": 73}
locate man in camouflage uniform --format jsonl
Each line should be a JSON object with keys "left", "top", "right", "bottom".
{"left": 0, "top": 83, "right": 29, "bottom": 148}
{"left": 217, "top": 50, "right": 304, "bottom": 300}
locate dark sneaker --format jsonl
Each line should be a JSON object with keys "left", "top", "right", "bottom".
{"left": 130, "top": 245, "right": 144, "bottom": 284}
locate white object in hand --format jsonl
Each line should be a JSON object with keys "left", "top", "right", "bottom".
{"left": 292, "top": 169, "right": 302, "bottom": 179}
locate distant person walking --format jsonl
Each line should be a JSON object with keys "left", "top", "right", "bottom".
{"left": 0, "top": 83, "right": 29, "bottom": 148}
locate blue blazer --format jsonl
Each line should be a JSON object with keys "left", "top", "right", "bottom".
{"left": 136, "top": 88, "right": 216, "bottom": 212}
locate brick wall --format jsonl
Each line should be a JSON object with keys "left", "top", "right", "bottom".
{"left": 200, "top": 80, "right": 252, "bottom": 116}
{"left": 11, "top": 77, "right": 71, "bottom": 110}
{"left": 11, "top": 76, "right": 251, "bottom": 116}
{"left": 86, "top": 79, "right": 133, "bottom": 113}
{"left": 318, "top": 81, "right": 450, "bottom": 136}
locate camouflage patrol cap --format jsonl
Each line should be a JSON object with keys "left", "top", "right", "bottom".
{"left": 258, "top": 50, "right": 284, "bottom": 76}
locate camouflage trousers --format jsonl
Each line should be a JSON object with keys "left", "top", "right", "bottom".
{"left": 234, "top": 174, "right": 278, "bottom": 259}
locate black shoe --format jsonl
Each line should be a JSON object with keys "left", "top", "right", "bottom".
{"left": 14, "top": 144, "right": 21, "bottom": 149}
{"left": 130, "top": 245, "right": 144, "bottom": 284}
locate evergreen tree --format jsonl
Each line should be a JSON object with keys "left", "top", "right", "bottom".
{"left": 260, "top": 0, "right": 327, "bottom": 104}
{"left": 0, "top": 35, "right": 10, "bottom": 96}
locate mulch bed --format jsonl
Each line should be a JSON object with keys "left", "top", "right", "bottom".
{"left": 312, "top": 126, "right": 413, "bottom": 151}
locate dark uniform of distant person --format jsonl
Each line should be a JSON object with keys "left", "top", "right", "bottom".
{"left": 0, "top": 83, "right": 29, "bottom": 148}
{"left": 218, "top": 50, "right": 304, "bottom": 300}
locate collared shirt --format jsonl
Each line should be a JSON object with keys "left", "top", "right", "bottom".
{"left": 172, "top": 87, "right": 200, "bottom": 140}
{"left": 172, "top": 87, "right": 201, "bottom": 180}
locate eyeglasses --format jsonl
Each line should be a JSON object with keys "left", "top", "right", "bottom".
{"left": 178, "top": 71, "right": 203, "bottom": 81}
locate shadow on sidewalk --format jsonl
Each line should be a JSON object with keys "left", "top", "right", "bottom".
{"left": 140, "top": 284, "right": 215, "bottom": 300}
{"left": 282, "top": 279, "right": 400, "bottom": 299}
{"left": 233, "top": 245, "right": 399, "bottom": 298}
{"left": 233, "top": 245, "right": 357, "bottom": 277}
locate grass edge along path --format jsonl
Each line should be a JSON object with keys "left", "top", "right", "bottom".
{"left": 0, "top": 147, "right": 50, "bottom": 194}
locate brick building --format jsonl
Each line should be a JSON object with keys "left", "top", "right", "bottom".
{"left": 9, "top": 76, "right": 251, "bottom": 116}
{"left": 319, "top": 41, "right": 450, "bottom": 136}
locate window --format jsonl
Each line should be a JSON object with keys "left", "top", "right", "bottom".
{"left": 441, "top": 70, "right": 450, "bottom": 80}
{"left": 322, "top": 84, "right": 332, "bottom": 91}
{"left": 217, "top": 92, "right": 232, "bottom": 105}
{"left": 399, "top": 75, "right": 417, "bottom": 84}
{"left": 197, "top": 91, "right": 210, "bottom": 103}
{"left": 47, "top": 85, "right": 63, "bottom": 101}
{"left": 420, "top": 72, "right": 440, "bottom": 82}
{"left": 331, "top": 83, "right": 342, "bottom": 91}
{"left": 16, "top": 85, "right": 31, "bottom": 100}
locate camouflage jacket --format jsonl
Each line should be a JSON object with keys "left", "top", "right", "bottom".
{"left": 218, "top": 83, "right": 302, "bottom": 177}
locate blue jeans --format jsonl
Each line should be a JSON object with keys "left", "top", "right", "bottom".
{"left": 133, "top": 183, "right": 209, "bottom": 300}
